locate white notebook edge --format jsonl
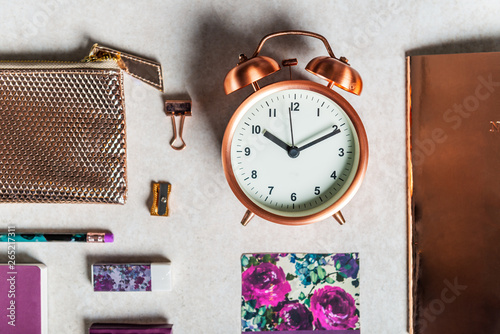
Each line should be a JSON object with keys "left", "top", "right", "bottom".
{"left": 38, "top": 264, "right": 47, "bottom": 334}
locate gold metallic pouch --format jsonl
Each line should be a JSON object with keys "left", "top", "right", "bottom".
{"left": 0, "top": 44, "right": 163, "bottom": 204}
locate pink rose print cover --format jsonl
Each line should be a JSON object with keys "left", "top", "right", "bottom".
{"left": 241, "top": 253, "right": 360, "bottom": 333}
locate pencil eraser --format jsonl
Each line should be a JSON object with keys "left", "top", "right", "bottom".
{"left": 104, "top": 233, "right": 114, "bottom": 243}
{"left": 92, "top": 263, "right": 172, "bottom": 292}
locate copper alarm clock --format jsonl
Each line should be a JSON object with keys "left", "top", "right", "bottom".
{"left": 222, "top": 31, "right": 368, "bottom": 226}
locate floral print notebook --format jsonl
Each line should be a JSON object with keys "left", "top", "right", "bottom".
{"left": 241, "top": 253, "right": 360, "bottom": 333}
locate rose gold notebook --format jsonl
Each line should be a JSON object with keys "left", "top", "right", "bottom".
{"left": 407, "top": 52, "right": 500, "bottom": 333}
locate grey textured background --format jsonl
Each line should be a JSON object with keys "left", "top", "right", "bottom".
{"left": 0, "top": 1, "right": 499, "bottom": 333}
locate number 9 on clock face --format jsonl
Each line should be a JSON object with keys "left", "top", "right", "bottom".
{"left": 222, "top": 81, "right": 368, "bottom": 225}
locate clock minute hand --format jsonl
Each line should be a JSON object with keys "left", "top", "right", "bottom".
{"left": 263, "top": 130, "right": 290, "bottom": 151}
{"left": 298, "top": 127, "right": 341, "bottom": 151}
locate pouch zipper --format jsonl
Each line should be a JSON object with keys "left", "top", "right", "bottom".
{"left": 0, "top": 43, "right": 164, "bottom": 91}
{"left": 82, "top": 43, "right": 120, "bottom": 63}
{"left": 0, "top": 44, "right": 121, "bottom": 70}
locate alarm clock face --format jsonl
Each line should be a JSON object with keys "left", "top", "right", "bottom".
{"left": 222, "top": 80, "right": 368, "bottom": 225}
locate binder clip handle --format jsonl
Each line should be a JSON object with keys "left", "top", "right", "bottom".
{"left": 170, "top": 114, "right": 187, "bottom": 150}
{"left": 165, "top": 100, "right": 192, "bottom": 151}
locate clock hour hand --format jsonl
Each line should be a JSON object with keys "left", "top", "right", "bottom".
{"left": 263, "top": 130, "right": 290, "bottom": 151}
{"left": 297, "top": 127, "right": 341, "bottom": 152}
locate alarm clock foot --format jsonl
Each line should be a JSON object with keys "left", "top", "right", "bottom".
{"left": 241, "top": 210, "right": 255, "bottom": 226}
{"left": 333, "top": 211, "right": 345, "bottom": 225}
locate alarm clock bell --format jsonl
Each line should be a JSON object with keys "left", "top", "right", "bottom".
{"left": 224, "top": 30, "right": 362, "bottom": 96}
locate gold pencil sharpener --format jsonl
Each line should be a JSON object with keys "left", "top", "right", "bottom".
{"left": 150, "top": 182, "right": 171, "bottom": 216}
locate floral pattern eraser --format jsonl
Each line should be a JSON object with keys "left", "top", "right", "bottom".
{"left": 92, "top": 263, "right": 171, "bottom": 292}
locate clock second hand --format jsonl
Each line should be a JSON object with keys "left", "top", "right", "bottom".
{"left": 288, "top": 107, "right": 296, "bottom": 147}
{"left": 284, "top": 107, "right": 303, "bottom": 158}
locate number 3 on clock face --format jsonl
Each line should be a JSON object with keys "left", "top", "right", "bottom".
{"left": 222, "top": 80, "right": 368, "bottom": 225}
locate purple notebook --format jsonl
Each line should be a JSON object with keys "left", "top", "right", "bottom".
{"left": 0, "top": 263, "right": 47, "bottom": 334}
{"left": 89, "top": 323, "right": 172, "bottom": 333}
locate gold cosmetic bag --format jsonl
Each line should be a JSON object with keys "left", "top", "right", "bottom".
{"left": 0, "top": 44, "right": 163, "bottom": 204}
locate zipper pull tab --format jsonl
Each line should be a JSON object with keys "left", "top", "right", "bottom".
{"left": 84, "top": 43, "right": 164, "bottom": 92}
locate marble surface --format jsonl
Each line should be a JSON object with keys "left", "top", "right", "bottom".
{"left": 0, "top": 1, "right": 499, "bottom": 333}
